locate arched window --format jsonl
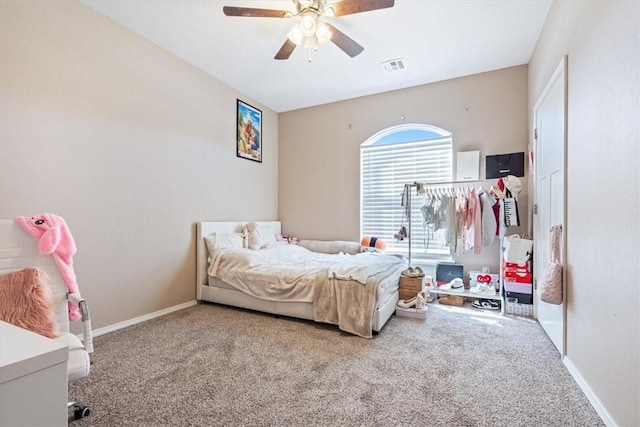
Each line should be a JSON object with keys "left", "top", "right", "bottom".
{"left": 360, "top": 124, "right": 453, "bottom": 258}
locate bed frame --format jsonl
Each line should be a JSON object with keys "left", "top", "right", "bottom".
{"left": 196, "top": 221, "right": 398, "bottom": 333}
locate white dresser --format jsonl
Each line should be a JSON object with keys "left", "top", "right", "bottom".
{"left": 0, "top": 321, "right": 68, "bottom": 426}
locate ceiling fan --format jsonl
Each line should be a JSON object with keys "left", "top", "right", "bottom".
{"left": 223, "top": 0, "right": 395, "bottom": 60}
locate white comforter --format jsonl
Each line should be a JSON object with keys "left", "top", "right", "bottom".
{"left": 209, "top": 244, "right": 402, "bottom": 301}
{"left": 208, "top": 244, "right": 405, "bottom": 337}
{"left": 209, "top": 244, "right": 338, "bottom": 302}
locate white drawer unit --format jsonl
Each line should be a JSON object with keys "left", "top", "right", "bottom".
{"left": 0, "top": 321, "right": 69, "bottom": 427}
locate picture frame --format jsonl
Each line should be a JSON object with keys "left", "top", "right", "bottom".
{"left": 236, "top": 99, "right": 262, "bottom": 163}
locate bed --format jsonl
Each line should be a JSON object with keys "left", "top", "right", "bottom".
{"left": 196, "top": 221, "right": 404, "bottom": 338}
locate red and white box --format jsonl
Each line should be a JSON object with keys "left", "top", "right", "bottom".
{"left": 503, "top": 261, "right": 530, "bottom": 269}
{"left": 468, "top": 271, "right": 500, "bottom": 288}
{"left": 503, "top": 270, "right": 533, "bottom": 284}
{"left": 503, "top": 261, "right": 530, "bottom": 272}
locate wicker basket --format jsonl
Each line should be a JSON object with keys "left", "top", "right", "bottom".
{"left": 505, "top": 298, "right": 533, "bottom": 317}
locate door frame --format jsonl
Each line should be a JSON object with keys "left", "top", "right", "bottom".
{"left": 532, "top": 55, "right": 568, "bottom": 356}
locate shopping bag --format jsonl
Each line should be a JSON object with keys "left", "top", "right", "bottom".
{"left": 503, "top": 234, "right": 533, "bottom": 264}
{"left": 503, "top": 198, "right": 520, "bottom": 227}
{"left": 540, "top": 225, "right": 564, "bottom": 305}
{"left": 486, "top": 152, "right": 525, "bottom": 178}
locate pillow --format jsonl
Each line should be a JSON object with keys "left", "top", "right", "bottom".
{"left": 0, "top": 268, "right": 60, "bottom": 338}
{"left": 297, "top": 240, "right": 361, "bottom": 255}
{"left": 255, "top": 224, "right": 277, "bottom": 246}
{"left": 204, "top": 232, "right": 244, "bottom": 254}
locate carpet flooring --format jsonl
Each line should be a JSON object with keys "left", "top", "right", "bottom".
{"left": 68, "top": 302, "right": 604, "bottom": 426}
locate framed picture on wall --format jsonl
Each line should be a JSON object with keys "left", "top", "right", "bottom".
{"left": 236, "top": 99, "right": 262, "bottom": 163}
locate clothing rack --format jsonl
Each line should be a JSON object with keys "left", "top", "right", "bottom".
{"left": 404, "top": 178, "right": 497, "bottom": 266}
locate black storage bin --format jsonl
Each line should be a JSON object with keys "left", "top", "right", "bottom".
{"left": 505, "top": 291, "right": 533, "bottom": 305}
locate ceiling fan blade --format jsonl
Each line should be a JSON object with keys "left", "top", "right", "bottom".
{"left": 275, "top": 39, "right": 297, "bottom": 60}
{"left": 326, "top": 24, "right": 364, "bottom": 57}
{"left": 327, "top": 0, "right": 395, "bottom": 17}
{"left": 223, "top": 6, "right": 289, "bottom": 18}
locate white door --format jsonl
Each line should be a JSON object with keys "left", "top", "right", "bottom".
{"left": 533, "top": 57, "right": 566, "bottom": 356}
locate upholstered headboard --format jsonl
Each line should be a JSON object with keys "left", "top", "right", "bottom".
{"left": 196, "top": 221, "right": 281, "bottom": 299}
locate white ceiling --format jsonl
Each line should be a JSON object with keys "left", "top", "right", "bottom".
{"left": 81, "top": 0, "right": 552, "bottom": 113}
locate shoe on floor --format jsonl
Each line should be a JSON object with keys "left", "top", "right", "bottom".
{"left": 397, "top": 291, "right": 426, "bottom": 309}
{"left": 472, "top": 299, "right": 500, "bottom": 310}
{"left": 397, "top": 294, "right": 418, "bottom": 308}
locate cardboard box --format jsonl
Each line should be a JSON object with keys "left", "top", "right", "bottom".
{"left": 399, "top": 276, "right": 424, "bottom": 300}
{"left": 503, "top": 261, "right": 531, "bottom": 271}
{"left": 503, "top": 270, "right": 532, "bottom": 283}
{"left": 399, "top": 289, "right": 422, "bottom": 300}
{"left": 395, "top": 306, "right": 427, "bottom": 319}
{"left": 399, "top": 276, "right": 423, "bottom": 291}
{"left": 436, "top": 263, "right": 464, "bottom": 287}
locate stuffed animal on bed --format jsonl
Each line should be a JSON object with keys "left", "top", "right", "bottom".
{"left": 15, "top": 213, "right": 82, "bottom": 321}
{"left": 243, "top": 222, "right": 263, "bottom": 250}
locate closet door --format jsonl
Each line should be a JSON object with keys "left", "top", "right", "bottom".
{"left": 533, "top": 57, "right": 567, "bottom": 356}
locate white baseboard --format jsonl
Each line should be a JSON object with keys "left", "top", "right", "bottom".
{"left": 563, "top": 356, "right": 616, "bottom": 427}
{"left": 91, "top": 300, "right": 198, "bottom": 338}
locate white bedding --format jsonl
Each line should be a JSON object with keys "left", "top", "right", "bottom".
{"left": 209, "top": 243, "right": 401, "bottom": 304}
{"left": 208, "top": 243, "right": 338, "bottom": 302}
{"left": 207, "top": 243, "right": 404, "bottom": 337}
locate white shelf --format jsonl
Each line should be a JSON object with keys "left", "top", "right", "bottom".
{"left": 429, "top": 287, "right": 505, "bottom": 315}
{"left": 429, "top": 288, "right": 501, "bottom": 300}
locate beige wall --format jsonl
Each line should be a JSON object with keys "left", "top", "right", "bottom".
{"left": 4, "top": 2, "right": 637, "bottom": 424}
{"left": 0, "top": 1, "right": 278, "bottom": 329}
{"left": 529, "top": 1, "right": 640, "bottom": 426}
{"left": 279, "top": 65, "right": 529, "bottom": 271}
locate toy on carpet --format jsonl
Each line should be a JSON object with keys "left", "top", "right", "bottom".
{"left": 361, "top": 236, "right": 386, "bottom": 251}
{"left": 15, "top": 213, "right": 82, "bottom": 321}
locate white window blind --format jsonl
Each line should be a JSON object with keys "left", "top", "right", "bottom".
{"left": 361, "top": 131, "right": 453, "bottom": 258}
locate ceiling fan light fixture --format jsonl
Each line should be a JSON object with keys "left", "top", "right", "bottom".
{"left": 224, "top": 0, "right": 396, "bottom": 61}
{"left": 287, "top": 24, "right": 304, "bottom": 45}
{"left": 316, "top": 22, "right": 332, "bottom": 44}
{"left": 300, "top": 12, "right": 317, "bottom": 37}
{"left": 303, "top": 34, "right": 319, "bottom": 50}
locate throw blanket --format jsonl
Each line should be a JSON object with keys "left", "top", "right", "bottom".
{"left": 297, "top": 240, "right": 362, "bottom": 255}
{"left": 314, "top": 253, "right": 404, "bottom": 338}
{"left": 208, "top": 244, "right": 404, "bottom": 338}
{"left": 209, "top": 244, "right": 347, "bottom": 302}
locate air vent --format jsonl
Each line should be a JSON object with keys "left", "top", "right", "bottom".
{"left": 381, "top": 58, "right": 405, "bottom": 72}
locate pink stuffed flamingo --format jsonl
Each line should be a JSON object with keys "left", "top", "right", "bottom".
{"left": 15, "top": 213, "right": 81, "bottom": 321}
